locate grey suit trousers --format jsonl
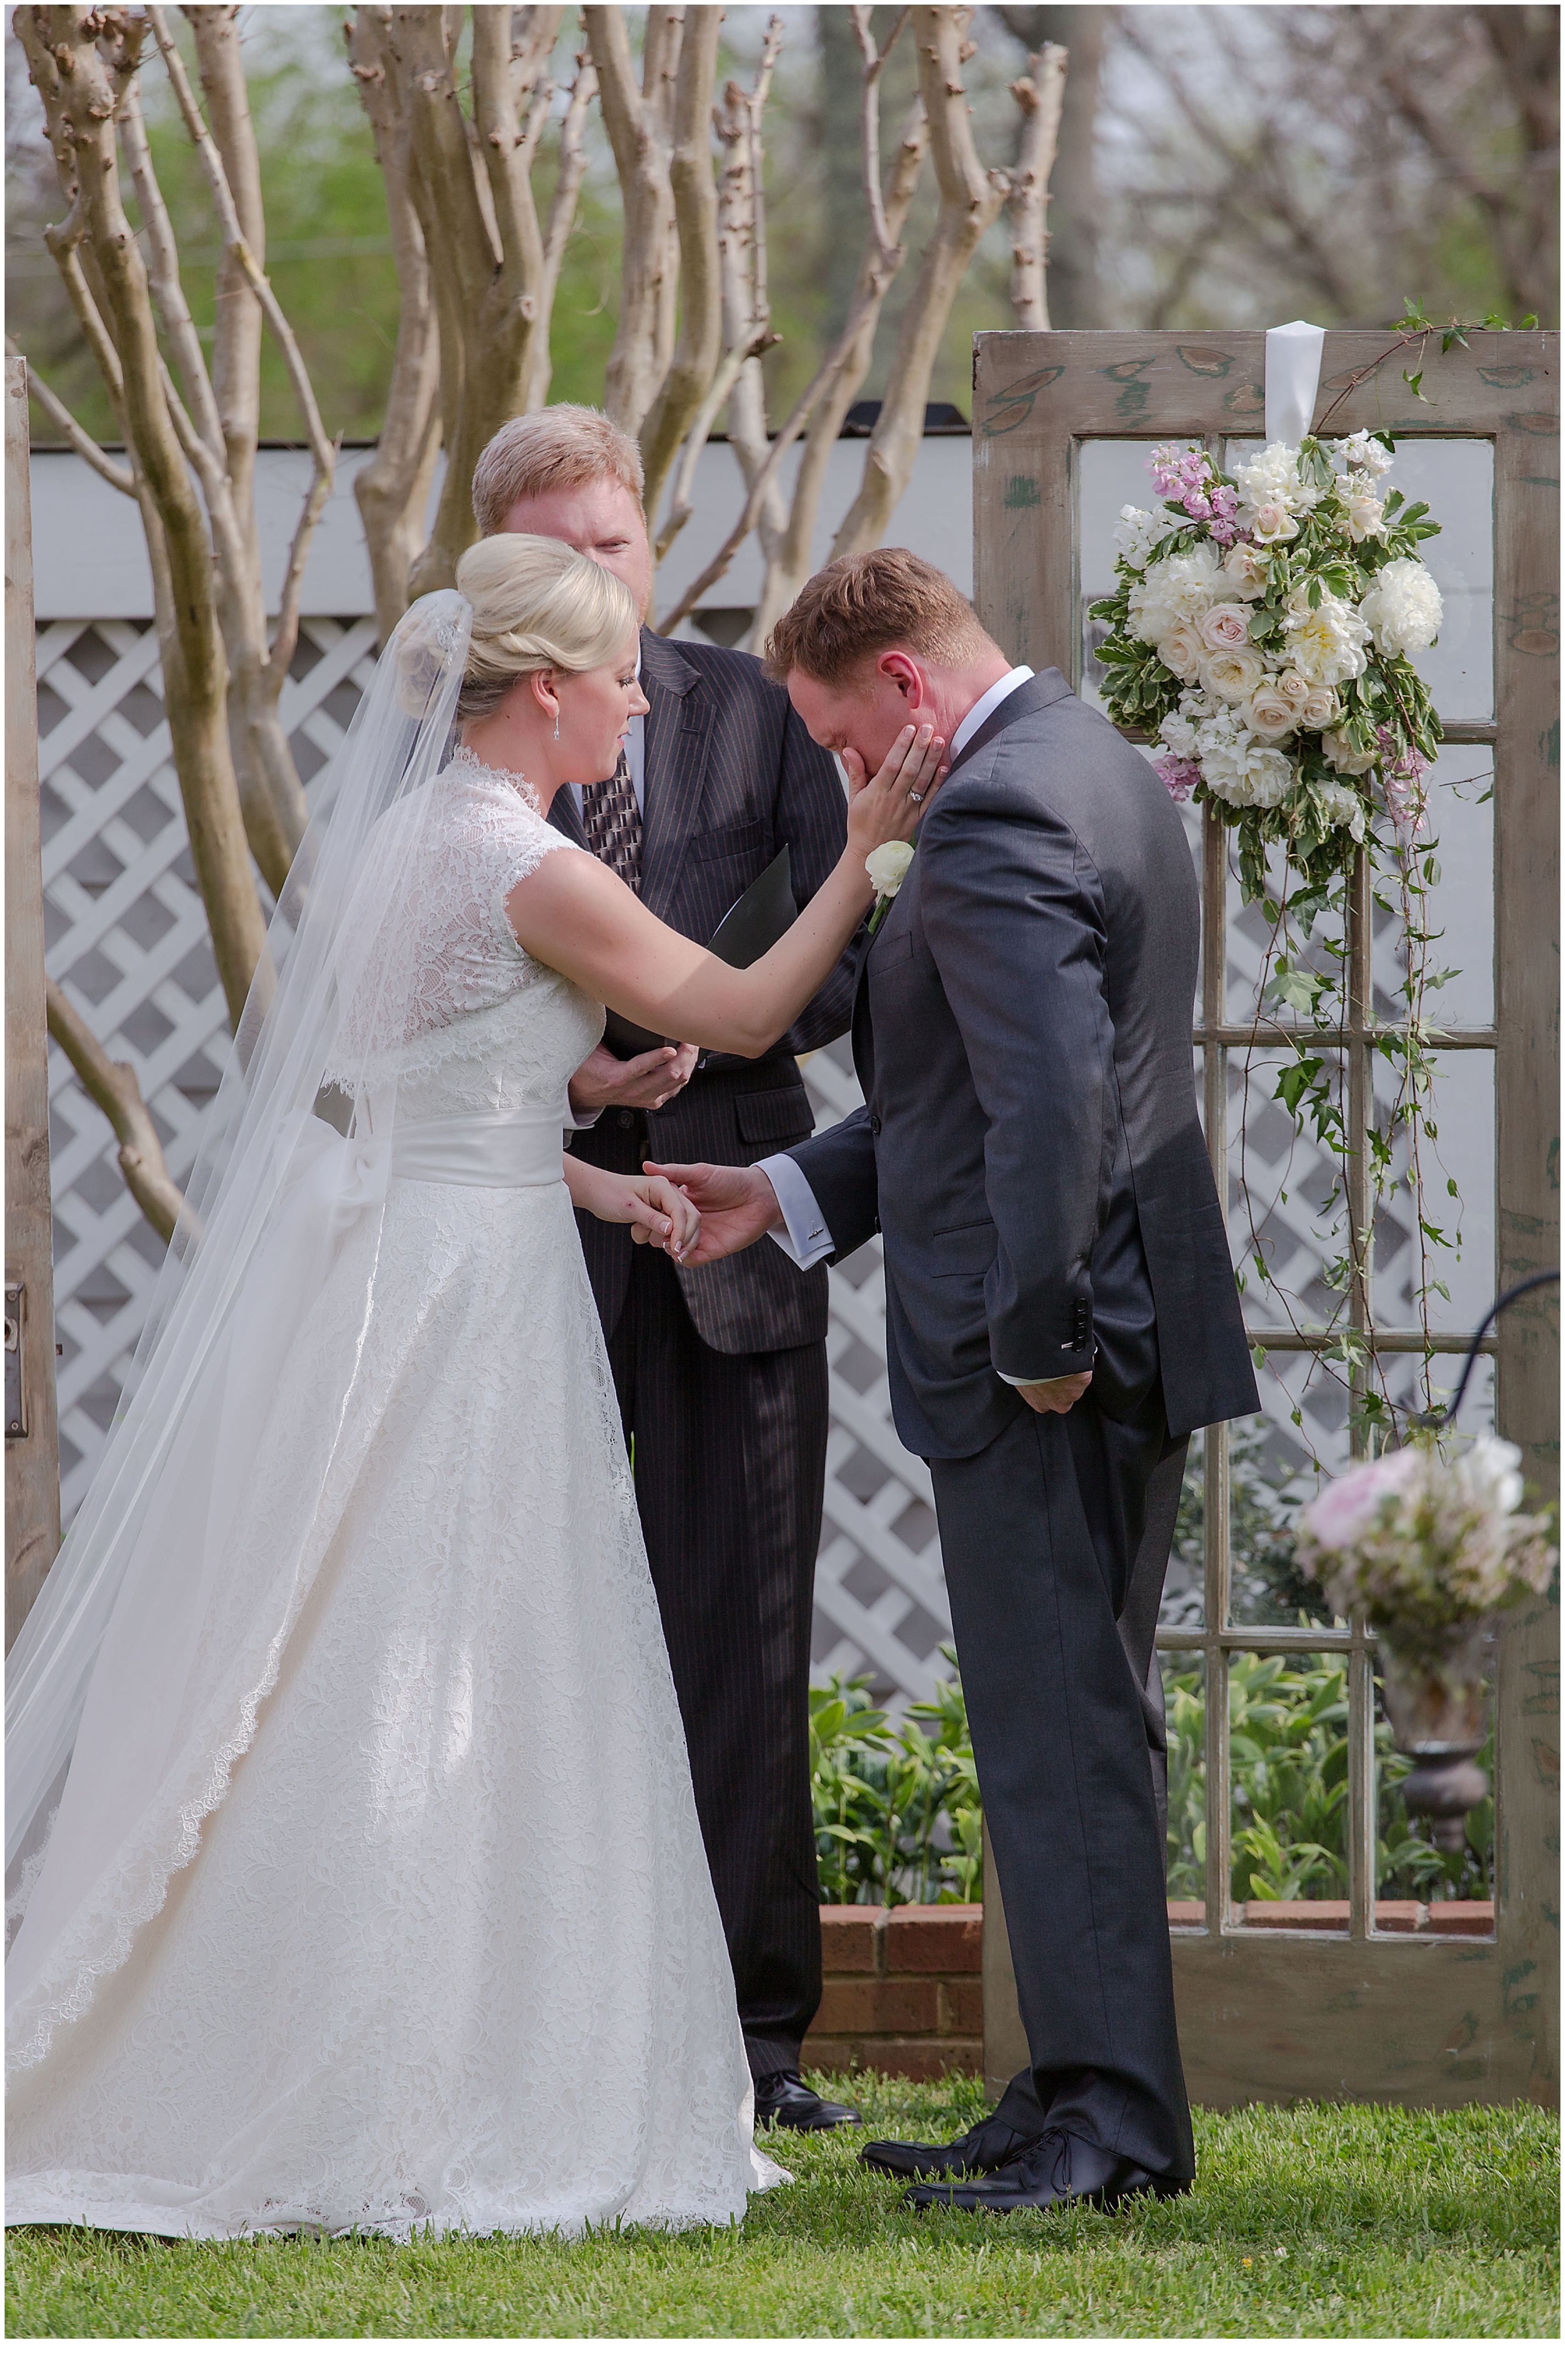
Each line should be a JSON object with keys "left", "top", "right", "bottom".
{"left": 928, "top": 1388, "right": 1195, "bottom": 2181}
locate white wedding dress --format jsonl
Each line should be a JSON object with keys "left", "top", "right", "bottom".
{"left": 6, "top": 755, "right": 781, "bottom": 2240}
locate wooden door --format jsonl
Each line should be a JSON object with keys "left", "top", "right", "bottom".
{"left": 974, "top": 329, "right": 1558, "bottom": 2108}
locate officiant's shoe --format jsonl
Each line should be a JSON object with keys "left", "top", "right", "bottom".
{"left": 860, "top": 2109, "right": 1040, "bottom": 2182}
{"left": 753, "top": 2071, "right": 862, "bottom": 2132}
{"left": 905, "top": 2128, "right": 1191, "bottom": 2216}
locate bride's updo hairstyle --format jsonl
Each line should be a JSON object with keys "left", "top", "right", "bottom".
{"left": 390, "top": 534, "right": 636, "bottom": 722}
{"left": 449, "top": 532, "right": 638, "bottom": 723}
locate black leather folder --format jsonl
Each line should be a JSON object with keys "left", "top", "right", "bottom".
{"left": 603, "top": 846, "right": 796, "bottom": 1060}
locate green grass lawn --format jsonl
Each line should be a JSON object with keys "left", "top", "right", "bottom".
{"left": 6, "top": 2074, "right": 1557, "bottom": 2339}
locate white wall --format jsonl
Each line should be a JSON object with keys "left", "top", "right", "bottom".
{"left": 29, "top": 433, "right": 975, "bottom": 625}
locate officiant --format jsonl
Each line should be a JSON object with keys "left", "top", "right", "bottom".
{"left": 472, "top": 408, "right": 860, "bottom": 2132}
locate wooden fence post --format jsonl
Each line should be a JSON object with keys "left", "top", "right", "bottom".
{"left": 6, "top": 356, "right": 61, "bottom": 1649}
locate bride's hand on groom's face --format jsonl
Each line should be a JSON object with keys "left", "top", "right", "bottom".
{"left": 638, "top": 1161, "right": 780, "bottom": 1267}
{"left": 842, "top": 724, "right": 947, "bottom": 862}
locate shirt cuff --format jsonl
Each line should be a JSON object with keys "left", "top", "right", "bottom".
{"left": 568, "top": 1104, "right": 605, "bottom": 1132}
{"left": 756, "top": 1152, "right": 835, "bottom": 1272}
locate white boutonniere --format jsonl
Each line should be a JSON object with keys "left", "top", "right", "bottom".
{"left": 865, "top": 839, "right": 915, "bottom": 935}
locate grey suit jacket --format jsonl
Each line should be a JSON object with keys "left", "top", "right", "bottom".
{"left": 789, "top": 669, "right": 1260, "bottom": 1461}
{"left": 560, "top": 628, "right": 858, "bottom": 1355}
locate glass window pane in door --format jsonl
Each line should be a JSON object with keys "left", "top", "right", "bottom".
{"left": 1374, "top": 1661, "right": 1495, "bottom": 1941}
{"left": 1372, "top": 1051, "right": 1496, "bottom": 1336}
{"left": 1229, "top": 1649, "right": 1350, "bottom": 1928}
{"left": 1160, "top": 1651, "right": 1206, "bottom": 1927}
{"left": 1229, "top": 1371, "right": 1340, "bottom": 1630}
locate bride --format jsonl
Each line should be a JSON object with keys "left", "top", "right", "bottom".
{"left": 6, "top": 534, "right": 939, "bottom": 2240}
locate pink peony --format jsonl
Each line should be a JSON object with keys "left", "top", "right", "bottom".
{"left": 1301, "top": 1448, "right": 1424, "bottom": 1549}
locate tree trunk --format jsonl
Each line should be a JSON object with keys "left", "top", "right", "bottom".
{"left": 348, "top": 6, "right": 444, "bottom": 640}
{"left": 830, "top": 6, "right": 1005, "bottom": 561}
{"left": 586, "top": 4, "right": 683, "bottom": 440}
{"left": 635, "top": 6, "right": 724, "bottom": 536}
{"left": 16, "top": 5, "right": 266, "bottom": 1031}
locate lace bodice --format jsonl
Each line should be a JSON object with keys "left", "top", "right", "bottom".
{"left": 328, "top": 752, "right": 605, "bottom": 1120}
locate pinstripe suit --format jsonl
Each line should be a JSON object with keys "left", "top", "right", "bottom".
{"left": 556, "top": 628, "right": 855, "bottom": 2081}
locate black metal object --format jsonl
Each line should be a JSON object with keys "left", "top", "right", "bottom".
{"left": 1400, "top": 1748, "right": 1491, "bottom": 1854}
{"left": 1420, "top": 1268, "right": 1560, "bottom": 1430}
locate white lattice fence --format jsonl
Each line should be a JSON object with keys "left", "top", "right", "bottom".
{"left": 37, "top": 616, "right": 952, "bottom": 1704}
{"left": 40, "top": 615, "right": 380, "bottom": 1521}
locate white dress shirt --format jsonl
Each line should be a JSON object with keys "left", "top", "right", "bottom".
{"left": 757, "top": 666, "right": 1065, "bottom": 1386}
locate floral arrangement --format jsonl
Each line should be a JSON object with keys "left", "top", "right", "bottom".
{"left": 1295, "top": 1436, "right": 1556, "bottom": 1671}
{"left": 1091, "top": 433, "right": 1445, "bottom": 901}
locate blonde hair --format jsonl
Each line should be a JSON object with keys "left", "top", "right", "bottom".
{"left": 448, "top": 534, "right": 639, "bottom": 723}
{"left": 472, "top": 406, "right": 646, "bottom": 536}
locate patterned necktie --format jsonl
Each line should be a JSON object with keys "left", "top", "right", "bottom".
{"left": 580, "top": 748, "right": 641, "bottom": 894}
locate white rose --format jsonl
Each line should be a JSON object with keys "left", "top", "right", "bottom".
{"left": 1283, "top": 594, "right": 1371, "bottom": 687}
{"left": 1224, "top": 542, "right": 1270, "bottom": 599}
{"left": 1198, "top": 647, "right": 1265, "bottom": 706}
{"left": 1241, "top": 679, "right": 1299, "bottom": 742}
{"left": 1157, "top": 624, "right": 1207, "bottom": 682}
{"left": 1239, "top": 746, "right": 1294, "bottom": 809}
{"left": 1248, "top": 499, "right": 1299, "bottom": 545}
{"left": 1298, "top": 684, "right": 1339, "bottom": 730}
{"left": 1199, "top": 601, "right": 1255, "bottom": 653}
{"left": 1359, "top": 558, "right": 1443, "bottom": 657}
{"left": 866, "top": 840, "right": 914, "bottom": 900}
{"left": 1338, "top": 483, "right": 1386, "bottom": 543}
{"left": 1276, "top": 668, "right": 1313, "bottom": 711}
{"left": 1320, "top": 726, "right": 1376, "bottom": 777}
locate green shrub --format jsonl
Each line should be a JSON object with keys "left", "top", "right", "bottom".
{"left": 809, "top": 1663, "right": 981, "bottom": 1906}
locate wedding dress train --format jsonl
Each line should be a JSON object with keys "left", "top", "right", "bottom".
{"left": 6, "top": 754, "right": 780, "bottom": 2239}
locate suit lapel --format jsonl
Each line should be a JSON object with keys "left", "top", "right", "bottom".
{"left": 637, "top": 629, "right": 715, "bottom": 921}
{"left": 546, "top": 778, "right": 587, "bottom": 850}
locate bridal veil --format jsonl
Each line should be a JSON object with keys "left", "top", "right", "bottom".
{"left": 6, "top": 591, "right": 472, "bottom": 2038}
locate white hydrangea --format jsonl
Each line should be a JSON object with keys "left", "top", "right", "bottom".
{"left": 1451, "top": 1434, "right": 1526, "bottom": 1516}
{"left": 1326, "top": 429, "right": 1393, "bottom": 481}
{"left": 1125, "top": 548, "right": 1228, "bottom": 646}
{"left": 1232, "top": 441, "right": 1324, "bottom": 531}
{"left": 1359, "top": 558, "right": 1443, "bottom": 657}
{"left": 1193, "top": 706, "right": 1255, "bottom": 800}
{"left": 1282, "top": 593, "right": 1372, "bottom": 687}
{"left": 1314, "top": 776, "right": 1367, "bottom": 837}
{"left": 1114, "top": 504, "right": 1184, "bottom": 569}
{"left": 1158, "top": 706, "right": 1201, "bottom": 760}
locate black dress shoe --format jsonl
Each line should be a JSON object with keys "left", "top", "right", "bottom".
{"left": 753, "top": 2071, "right": 862, "bottom": 2132}
{"left": 860, "top": 2109, "right": 1041, "bottom": 2181}
{"left": 905, "top": 2127, "right": 1191, "bottom": 2215}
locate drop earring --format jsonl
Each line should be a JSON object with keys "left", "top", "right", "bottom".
{"left": 552, "top": 713, "right": 561, "bottom": 742}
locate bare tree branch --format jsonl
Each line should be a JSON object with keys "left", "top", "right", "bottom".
{"left": 45, "top": 978, "right": 186, "bottom": 1244}
{"left": 633, "top": 4, "right": 724, "bottom": 535}
{"left": 585, "top": 4, "right": 682, "bottom": 438}
{"left": 1003, "top": 43, "right": 1066, "bottom": 329}
{"left": 17, "top": 3, "right": 265, "bottom": 1033}
{"left": 830, "top": 5, "right": 1008, "bottom": 559}
{"left": 346, "top": 5, "right": 443, "bottom": 640}
{"left": 8, "top": 341, "right": 134, "bottom": 495}
{"left": 527, "top": 48, "right": 599, "bottom": 413}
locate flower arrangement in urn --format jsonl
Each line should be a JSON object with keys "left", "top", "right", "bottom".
{"left": 1294, "top": 1436, "right": 1557, "bottom": 1847}
{"left": 1091, "top": 433, "right": 1445, "bottom": 902}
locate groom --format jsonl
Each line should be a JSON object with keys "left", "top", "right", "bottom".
{"left": 657, "top": 549, "right": 1259, "bottom": 2212}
